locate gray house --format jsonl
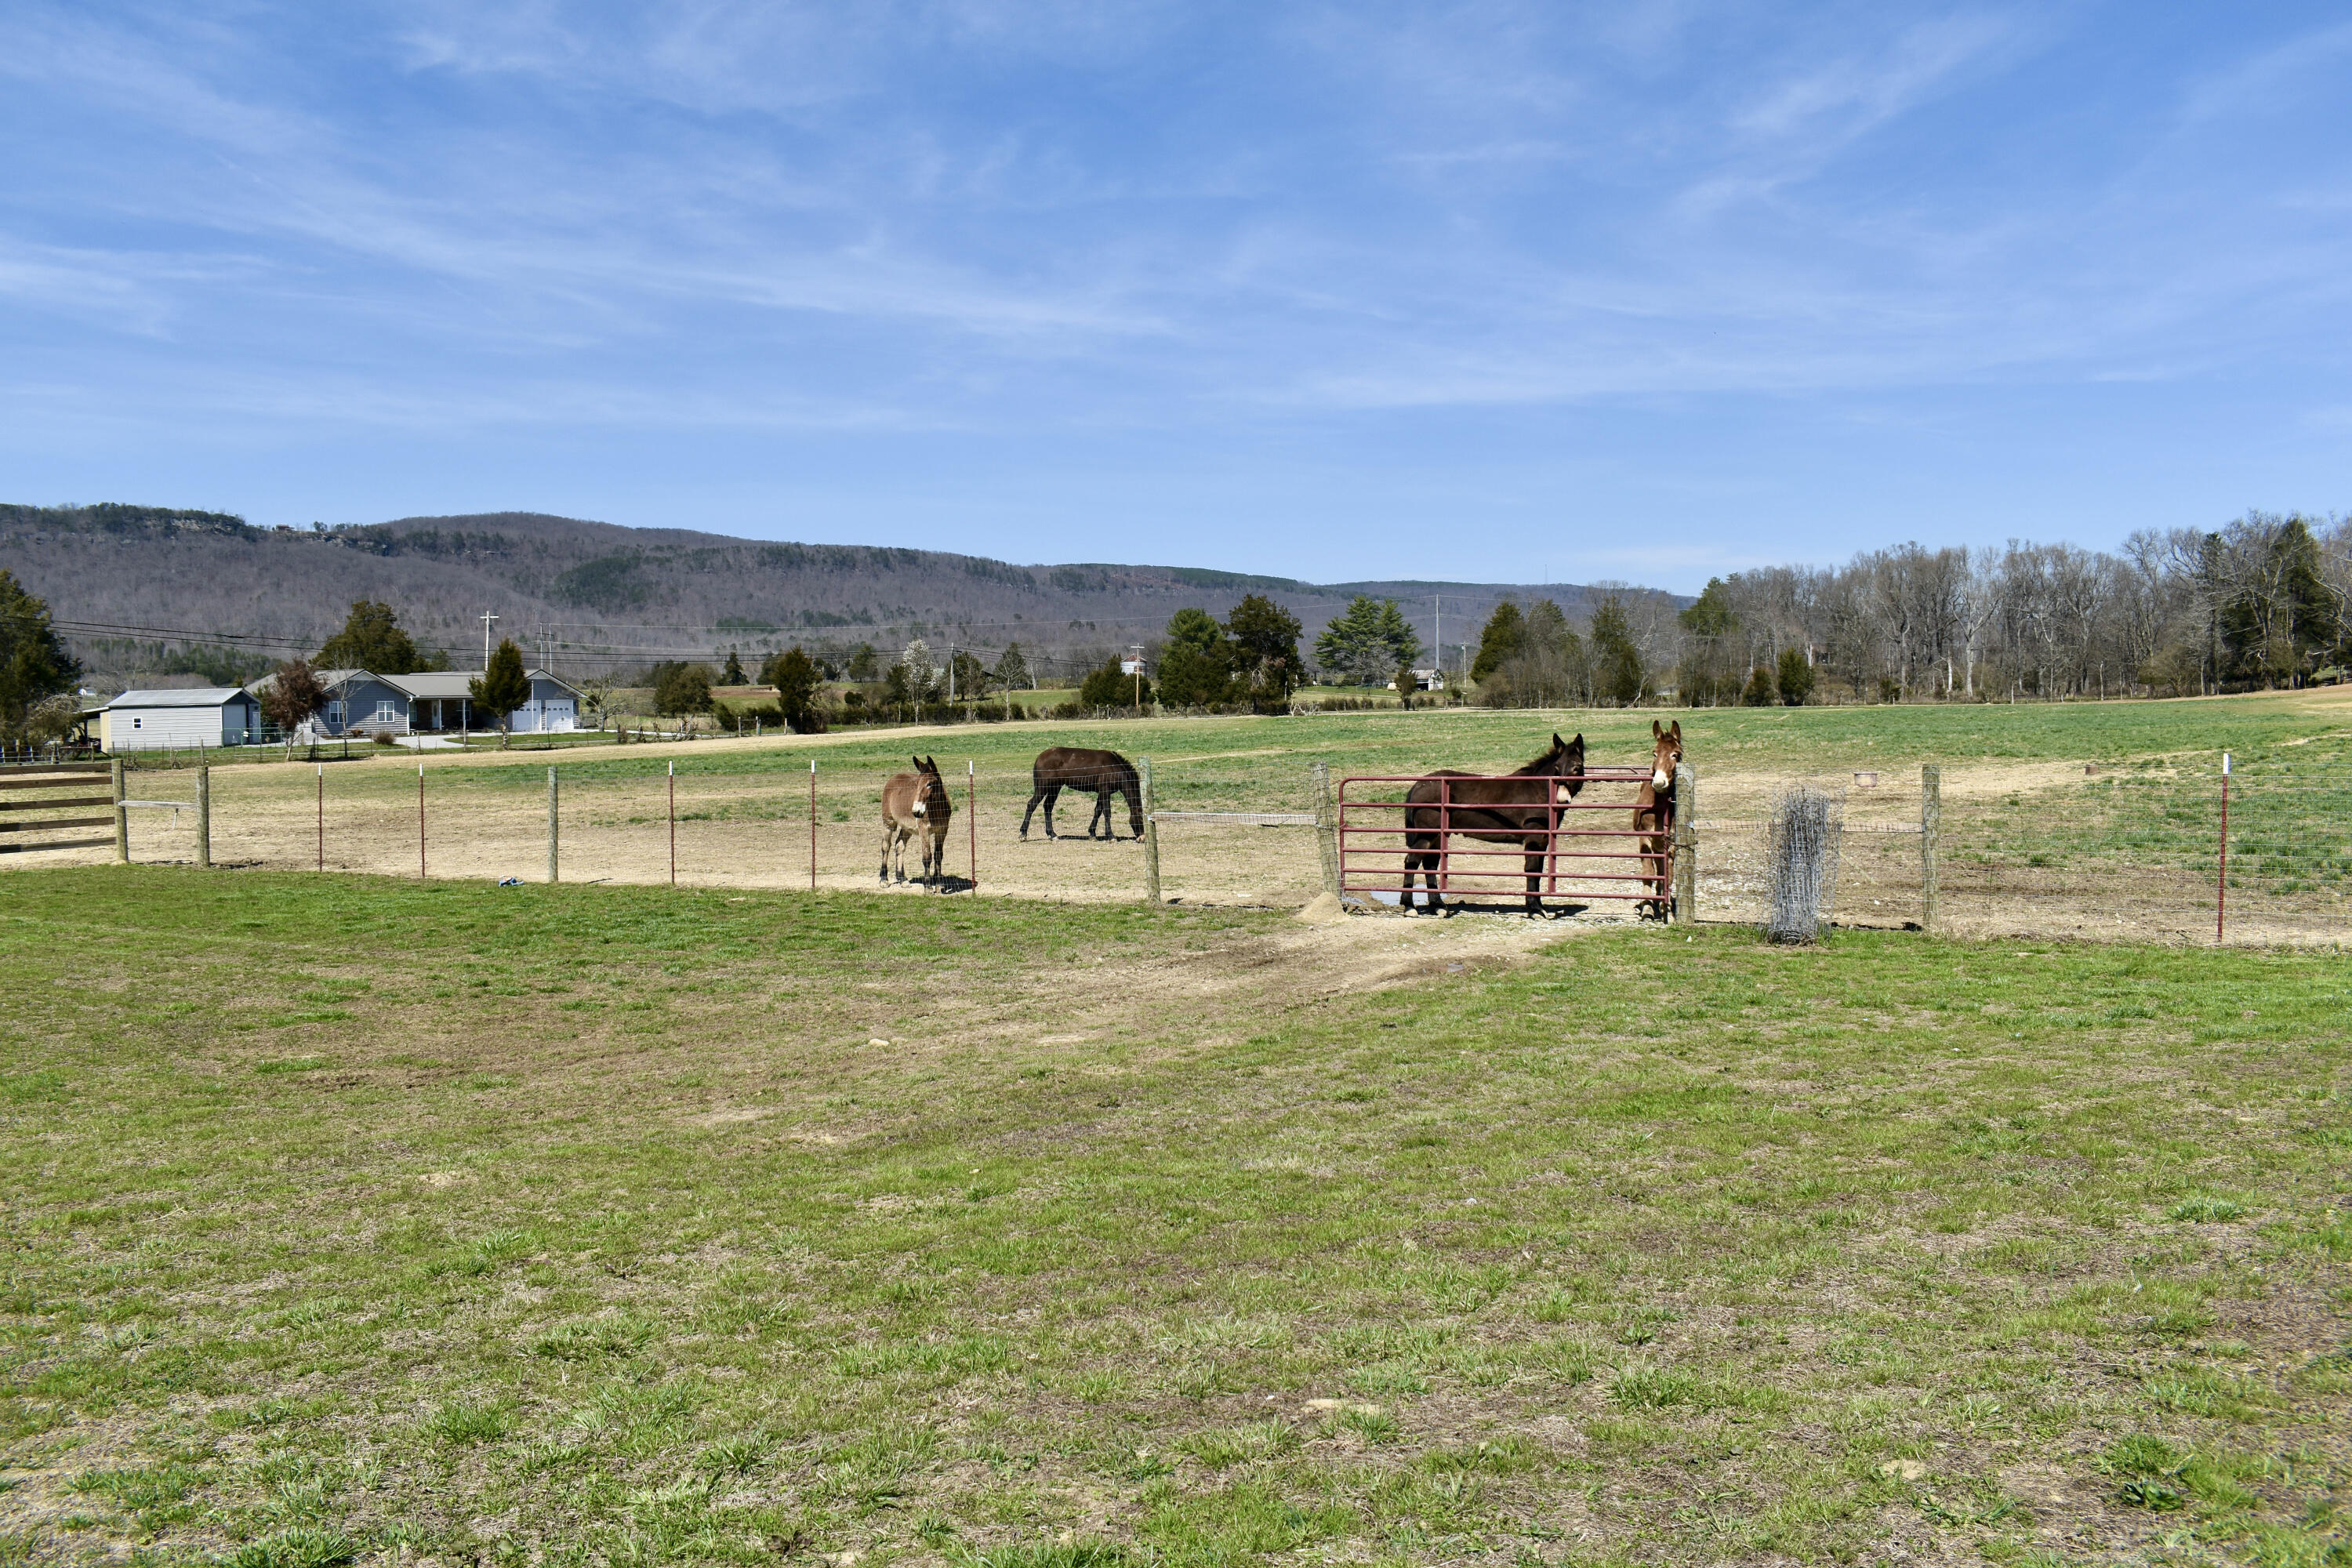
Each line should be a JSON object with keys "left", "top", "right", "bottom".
{"left": 249, "top": 667, "right": 584, "bottom": 736}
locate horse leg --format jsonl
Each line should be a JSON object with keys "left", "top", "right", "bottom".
{"left": 1403, "top": 822, "right": 1438, "bottom": 913}
{"left": 878, "top": 825, "right": 891, "bottom": 884}
{"left": 1020, "top": 786, "right": 1044, "bottom": 840}
{"left": 1091, "top": 790, "right": 1112, "bottom": 839}
{"left": 1041, "top": 784, "right": 1062, "bottom": 839}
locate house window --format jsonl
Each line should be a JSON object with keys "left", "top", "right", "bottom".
{"left": 327, "top": 701, "right": 345, "bottom": 725}
{"left": 374, "top": 701, "right": 399, "bottom": 722}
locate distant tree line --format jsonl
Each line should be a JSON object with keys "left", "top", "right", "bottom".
{"left": 1470, "top": 513, "right": 2350, "bottom": 707}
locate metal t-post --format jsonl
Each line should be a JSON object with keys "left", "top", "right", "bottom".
{"left": 2216, "top": 752, "right": 2230, "bottom": 946}
{"left": 1312, "top": 760, "right": 1340, "bottom": 898}
{"left": 546, "top": 766, "right": 560, "bottom": 884}
{"left": 197, "top": 764, "right": 212, "bottom": 869}
{"left": 1671, "top": 763, "right": 1695, "bottom": 924}
{"left": 112, "top": 757, "right": 128, "bottom": 863}
{"left": 1921, "top": 764, "right": 1941, "bottom": 935}
{"left": 1139, "top": 754, "right": 1160, "bottom": 904}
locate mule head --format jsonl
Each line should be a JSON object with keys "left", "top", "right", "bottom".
{"left": 1551, "top": 731, "right": 1587, "bottom": 804}
{"left": 1650, "top": 720, "right": 1683, "bottom": 791}
{"left": 910, "top": 756, "right": 950, "bottom": 818}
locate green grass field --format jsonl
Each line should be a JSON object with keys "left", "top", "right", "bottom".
{"left": 4, "top": 867, "right": 2348, "bottom": 1566}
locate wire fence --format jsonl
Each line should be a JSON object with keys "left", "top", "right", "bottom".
{"left": 5, "top": 746, "right": 2346, "bottom": 946}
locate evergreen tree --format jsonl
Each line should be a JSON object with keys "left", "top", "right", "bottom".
{"left": 721, "top": 648, "right": 746, "bottom": 684}
{"left": 993, "top": 642, "right": 1031, "bottom": 694}
{"left": 1225, "top": 594, "right": 1304, "bottom": 711}
{"left": 1740, "top": 663, "right": 1777, "bottom": 707}
{"left": 650, "top": 660, "right": 714, "bottom": 716}
{"left": 469, "top": 639, "right": 534, "bottom": 735}
{"left": 846, "top": 642, "right": 881, "bottom": 681}
{"left": 0, "top": 569, "right": 81, "bottom": 741}
{"left": 764, "top": 647, "right": 820, "bottom": 730}
{"left": 1589, "top": 597, "right": 1646, "bottom": 706}
{"left": 318, "top": 600, "right": 443, "bottom": 673}
{"left": 1315, "top": 596, "right": 1421, "bottom": 686}
{"left": 1156, "top": 608, "right": 1236, "bottom": 707}
{"left": 1080, "top": 656, "right": 1152, "bottom": 710}
{"left": 1776, "top": 647, "right": 1817, "bottom": 706}
{"left": 1470, "top": 601, "right": 1526, "bottom": 683}
{"left": 1676, "top": 579, "right": 1740, "bottom": 706}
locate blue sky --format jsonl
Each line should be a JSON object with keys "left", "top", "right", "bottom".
{"left": 3, "top": 2, "right": 2347, "bottom": 592}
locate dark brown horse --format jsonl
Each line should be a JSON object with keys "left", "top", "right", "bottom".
{"left": 1634, "top": 720, "right": 1682, "bottom": 920}
{"left": 1020, "top": 747, "right": 1145, "bottom": 840}
{"left": 880, "top": 755, "right": 953, "bottom": 890}
{"left": 1399, "top": 732, "right": 1585, "bottom": 916}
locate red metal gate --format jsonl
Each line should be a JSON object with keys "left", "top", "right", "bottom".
{"left": 1338, "top": 768, "right": 1670, "bottom": 908}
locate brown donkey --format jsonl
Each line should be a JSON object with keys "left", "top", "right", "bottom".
{"left": 880, "top": 755, "right": 954, "bottom": 891}
{"left": 1633, "top": 720, "right": 1683, "bottom": 919}
{"left": 1399, "top": 731, "right": 1584, "bottom": 916}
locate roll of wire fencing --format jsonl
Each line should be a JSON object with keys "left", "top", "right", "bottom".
{"left": 1762, "top": 784, "right": 1846, "bottom": 943}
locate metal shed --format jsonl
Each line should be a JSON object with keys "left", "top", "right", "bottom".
{"left": 99, "top": 688, "right": 263, "bottom": 752}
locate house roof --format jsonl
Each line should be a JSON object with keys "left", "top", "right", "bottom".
{"left": 380, "top": 670, "right": 580, "bottom": 699}
{"left": 384, "top": 671, "right": 478, "bottom": 699}
{"left": 104, "top": 688, "right": 254, "bottom": 710}
{"left": 246, "top": 668, "right": 373, "bottom": 696}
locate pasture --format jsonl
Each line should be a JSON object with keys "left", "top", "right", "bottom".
{"left": 2, "top": 866, "right": 2348, "bottom": 1566}
{"left": 63, "top": 686, "right": 2352, "bottom": 942}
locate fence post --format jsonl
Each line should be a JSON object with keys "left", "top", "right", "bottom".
{"left": 967, "top": 760, "right": 978, "bottom": 895}
{"left": 668, "top": 760, "right": 677, "bottom": 887}
{"left": 417, "top": 762, "right": 426, "bottom": 880}
{"left": 197, "top": 765, "right": 212, "bottom": 869}
{"left": 546, "top": 766, "right": 560, "bottom": 884}
{"left": 809, "top": 760, "right": 818, "bottom": 891}
{"left": 1140, "top": 755, "right": 1161, "bottom": 904}
{"left": 112, "top": 757, "right": 128, "bottom": 863}
{"left": 1671, "top": 763, "right": 1695, "bottom": 924}
{"left": 2216, "top": 752, "right": 2230, "bottom": 946}
{"left": 1921, "top": 764, "right": 1940, "bottom": 935}
{"left": 316, "top": 763, "right": 324, "bottom": 873}
{"left": 1312, "top": 761, "right": 1340, "bottom": 899}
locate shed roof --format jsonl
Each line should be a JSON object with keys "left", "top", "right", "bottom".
{"left": 104, "top": 688, "right": 253, "bottom": 710}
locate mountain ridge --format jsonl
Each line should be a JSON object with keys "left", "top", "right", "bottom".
{"left": 1, "top": 503, "right": 1680, "bottom": 686}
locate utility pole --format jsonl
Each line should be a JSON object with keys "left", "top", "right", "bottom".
{"left": 1129, "top": 644, "right": 1145, "bottom": 713}
{"left": 480, "top": 612, "right": 499, "bottom": 669}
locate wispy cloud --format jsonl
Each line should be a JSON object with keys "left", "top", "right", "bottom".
{"left": 3, "top": 2, "right": 2348, "bottom": 582}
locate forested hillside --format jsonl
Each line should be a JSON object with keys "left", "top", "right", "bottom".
{"left": 0, "top": 504, "right": 1627, "bottom": 689}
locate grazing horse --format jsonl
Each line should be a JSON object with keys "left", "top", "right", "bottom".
{"left": 880, "top": 755, "right": 953, "bottom": 891}
{"left": 1399, "top": 732, "right": 1585, "bottom": 916}
{"left": 1020, "top": 747, "right": 1145, "bottom": 840}
{"left": 1634, "top": 720, "right": 1683, "bottom": 920}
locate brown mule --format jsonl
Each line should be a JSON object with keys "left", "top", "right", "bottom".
{"left": 1019, "top": 747, "right": 1144, "bottom": 840}
{"left": 880, "top": 755, "right": 953, "bottom": 891}
{"left": 1399, "top": 732, "right": 1585, "bottom": 916}
{"left": 1634, "top": 720, "right": 1683, "bottom": 920}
